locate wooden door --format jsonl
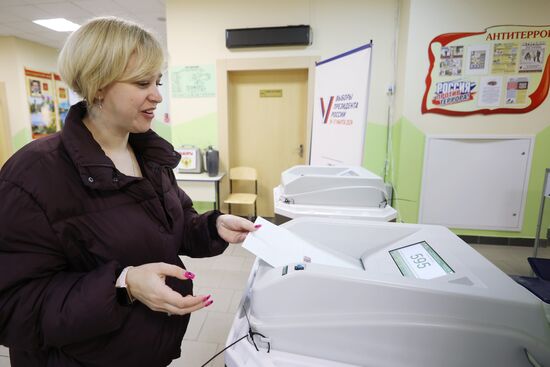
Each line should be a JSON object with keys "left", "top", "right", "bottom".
{"left": 228, "top": 69, "right": 308, "bottom": 217}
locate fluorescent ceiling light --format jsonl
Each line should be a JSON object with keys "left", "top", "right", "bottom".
{"left": 33, "top": 18, "right": 80, "bottom": 32}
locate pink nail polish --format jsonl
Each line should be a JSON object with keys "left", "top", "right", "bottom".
{"left": 254, "top": 224, "right": 262, "bottom": 229}
{"left": 205, "top": 300, "right": 214, "bottom": 307}
{"left": 202, "top": 295, "right": 211, "bottom": 302}
{"left": 184, "top": 271, "right": 195, "bottom": 280}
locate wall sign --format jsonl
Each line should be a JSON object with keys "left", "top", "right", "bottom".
{"left": 422, "top": 25, "right": 550, "bottom": 116}
{"left": 25, "top": 68, "right": 69, "bottom": 139}
{"left": 260, "top": 89, "right": 283, "bottom": 98}
{"left": 170, "top": 65, "right": 216, "bottom": 98}
{"left": 310, "top": 43, "right": 373, "bottom": 166}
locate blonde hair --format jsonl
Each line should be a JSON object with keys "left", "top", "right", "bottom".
{"left": 58, "top": 17, "right": 163, "bottom": 107}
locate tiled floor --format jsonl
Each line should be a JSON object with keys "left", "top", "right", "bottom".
{"left": 0, "top": 240, "right": 548, "bottom": 367}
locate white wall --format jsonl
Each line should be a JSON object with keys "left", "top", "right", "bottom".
{"left": 166, "top": 0, "right": 399, "bottom": 127}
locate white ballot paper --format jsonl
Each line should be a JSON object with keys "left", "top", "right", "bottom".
{"left": 242, "top": 217, "right": 360, "bottom": 269}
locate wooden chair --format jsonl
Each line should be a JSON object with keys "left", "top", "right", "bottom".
{"left": 224, "top": 166, "right": 258, "bottom": 218}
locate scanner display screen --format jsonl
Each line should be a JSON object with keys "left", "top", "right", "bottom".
{"left": 390, "top": 241, "right": 454, "bottom": 279}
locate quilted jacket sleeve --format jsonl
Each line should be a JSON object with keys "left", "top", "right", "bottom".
{"left": 0, "top": 180, "right": 129, "bottom": 350}
{"left": 176, "top": 187, "right": 228, "bottom": 258}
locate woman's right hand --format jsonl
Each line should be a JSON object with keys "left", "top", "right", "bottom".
{"left": 125, "top": 263, "right": 212, "bottom": 315}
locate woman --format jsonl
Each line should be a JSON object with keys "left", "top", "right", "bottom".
{"left": 0, "top": 17, "right": 257, "bottom": 366}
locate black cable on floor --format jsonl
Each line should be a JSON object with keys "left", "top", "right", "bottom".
{"left": 200, "top": 303, "right": 270, "bottom": 366}
{"left": 200, "top": 334, "right": 248, "bottom": 367}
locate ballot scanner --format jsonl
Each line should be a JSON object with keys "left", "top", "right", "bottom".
{"left": 225, "top": 217, "right": 550, "bottom": 367}
{"left": 274, "top": 165, "right": 397, "bottom": 222}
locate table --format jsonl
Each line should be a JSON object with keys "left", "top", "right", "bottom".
{"left": 174, "top": 171, "right": 225, "bottom": 210}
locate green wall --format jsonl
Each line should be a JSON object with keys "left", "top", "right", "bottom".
{"left": 12, "top": 127, "right": 31, "bottom": 151}
{"left": 171, "top": 112, "right": 218, "bottom": 151}
{"left": 388, "top": 117, "right": 425, "bottom": 224}
{"left": 363, "top": 122, "right": 389, "bottom": 179}
{"left": 387, "top": 118, "right": 550, "bottom": 239}
{"left": 151, "top": 119, "right": 172, "bottom": 142}
{"left": 170, "top": 113, "right": 219, "bottom": 214}
{"left": 454, "top": 124, "right": 550, "bottom": 239}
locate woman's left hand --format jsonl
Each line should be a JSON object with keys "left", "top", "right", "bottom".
{"left": 216, "top": 214, "right": 258, "bottom": 243}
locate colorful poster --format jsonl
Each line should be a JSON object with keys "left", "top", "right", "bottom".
{"left": 54, "top": 74, "right": 70, "bottom": 128}
{"left": 423, "top": 25, "right": 550, "bottom": 116}
{"left": 506, "top": 76, "right": 529, "bottom": 104}
{"left": 519, "top": 42, "right": 545, "bottom": 72}
{"left": 439, "top": 45, "right": 464, "bottom": 76}
{"left": 465, "top": 44, "right": 491, "bottom": 75}
{"left": 431, "top": 79, "right": 476, "bottom": 106}
{"left": 25, "top": 68, "right": 57, "bottom": 139}
{"left": 491, "top": 43, "right": 519, "bottom": 74}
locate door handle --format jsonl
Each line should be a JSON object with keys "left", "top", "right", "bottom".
{"left": 298, "top": 144, "right": 304, "bottom": 158}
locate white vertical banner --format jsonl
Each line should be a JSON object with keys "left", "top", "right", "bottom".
{"left": 310, "top": 43, "right": 373, "bottom": 166}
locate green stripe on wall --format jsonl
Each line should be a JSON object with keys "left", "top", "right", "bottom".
{"left": 454, "top": 124, "right": 550, "bottom": 239}
{"left": 363, "top": 122, "right": 389, "bottom": 179}
{"left": 171, "top": 112, "right": 218, "bottom": 150}
{"left": 12, "top": 127, "right": 31, "bottom": 151}
{"left": 389, "top": 117, "right": 425, "bottom": 224}
{"left": 151, "top": 119, "right": 172, "bottom": 142}
{"left": 389, "top": 118, "right": 550, "bottom": 239}
{"left": 193, "top": 201, "right": 216, "bottom": 214}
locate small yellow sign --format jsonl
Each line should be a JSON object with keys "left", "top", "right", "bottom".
{"left": 260, "top": 89, "right": 283, "bottom": 98}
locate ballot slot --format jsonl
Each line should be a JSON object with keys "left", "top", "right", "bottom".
{"left": 243, "top": 217, "right": 363, "bottom": 270}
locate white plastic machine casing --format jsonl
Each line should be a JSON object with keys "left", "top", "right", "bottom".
{"left": 225, "top": 218, "right": 550, "bottom": 367}
{"left": 274, "top": 165, "right": 397, "bottom": 221}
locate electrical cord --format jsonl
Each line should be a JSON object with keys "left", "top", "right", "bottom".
{"left": 200, "top": 334, "right": 248, "bottom": 367}
{"left": 242, "top": 301, "right": 270, "bottom": 353}
{"left": 200, "top": 303, "right": 270, "bottom": 366}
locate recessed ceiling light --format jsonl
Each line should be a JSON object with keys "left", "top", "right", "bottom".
{"left": 32, "top": 18, "right": 80, "bottom": 32}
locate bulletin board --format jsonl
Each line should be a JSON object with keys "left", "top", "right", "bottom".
{"left": 422, "top": 25, "right": 550, "bottom": 116}
{"left": 25, "top": 68, "right": 69, "bottom": 139}
{"left": 26, "top": 68, "right": 57, "bottom": 138}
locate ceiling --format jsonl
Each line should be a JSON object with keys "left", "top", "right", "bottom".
{"left": 0, "top": 0, "right": 167, "bottom": 50}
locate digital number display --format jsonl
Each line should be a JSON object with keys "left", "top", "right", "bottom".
{"left": 390, "top": 241, "right": 454, "bottom": 279}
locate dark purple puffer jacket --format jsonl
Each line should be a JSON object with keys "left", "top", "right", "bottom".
{"left": 0, "top": 101, "right": 228, "bottom": 366}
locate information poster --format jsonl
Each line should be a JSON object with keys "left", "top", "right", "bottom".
{"left": 25, "top": 68, "right": 57, "bottom": 139}
{"left": 422, "top": 25, "right": 550, "bottom": 116}
{"left": 170, "top": 65, "right": 216, "bottom": 98}
{"left": 54, "top": 73, "right": 70, "bottom": 128}
{"left": 310, "top": 43, "right": 372, "bottom": 166}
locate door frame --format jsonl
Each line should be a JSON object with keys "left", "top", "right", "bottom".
{"left": 216, "top": 56, "right": 318, "bottom": 212}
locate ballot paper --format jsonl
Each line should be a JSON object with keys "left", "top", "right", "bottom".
{"left": 243, "top": 217, "right": 361, "bottom": 269}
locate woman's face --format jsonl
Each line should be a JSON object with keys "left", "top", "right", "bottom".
{"left": 99, "top": 57, "right": 163, "bottom": 134}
